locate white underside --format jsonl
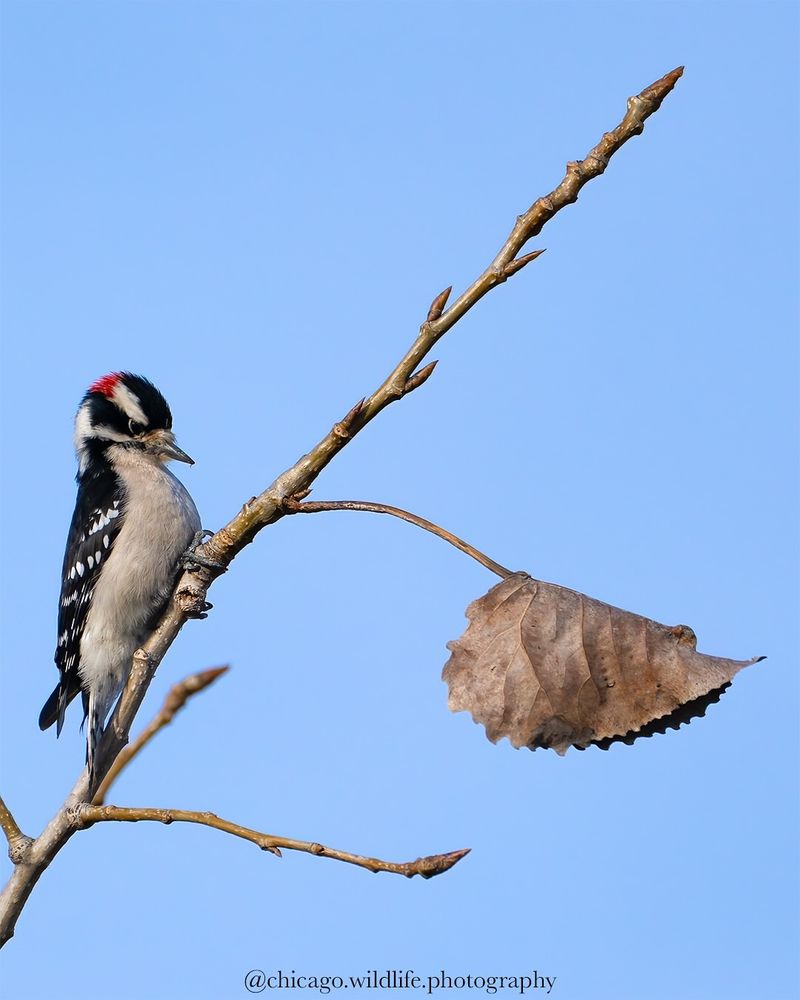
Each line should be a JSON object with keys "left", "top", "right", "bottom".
{"left": 79, "top": 446, "right": 201, "bottom": 730}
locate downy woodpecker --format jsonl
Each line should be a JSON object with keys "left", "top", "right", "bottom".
{"left": 39, "top": 373, "right": 201, "bottom": 783}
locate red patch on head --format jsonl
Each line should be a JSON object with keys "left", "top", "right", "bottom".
{"left": 88, "top": 373, "right": 122, "bottom": 397}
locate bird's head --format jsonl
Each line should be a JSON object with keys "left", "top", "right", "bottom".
{"left": 74, "top": 372, "right": 193, "bottom": 475}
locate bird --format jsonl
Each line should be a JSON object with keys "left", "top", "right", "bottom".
{"left": 39, "top": 372, "right": 201, "bottom": 786}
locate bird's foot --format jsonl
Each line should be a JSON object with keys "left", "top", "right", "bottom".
{"left": 185, "top": 599, "right": 214, "bottom": 620}
{"left": 181, "top": 530, "right": 227, "bottom": 573}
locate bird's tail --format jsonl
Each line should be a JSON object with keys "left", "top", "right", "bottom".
{"left": 38, "top": 676, "right": 81, "bottom": 734}
{"left": 85, "top": 690, "right": 105, "bottom": 790}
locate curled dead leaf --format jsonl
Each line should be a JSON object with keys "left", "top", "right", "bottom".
{"left": 443, "top": 573, "right": 763, "bottom": 755}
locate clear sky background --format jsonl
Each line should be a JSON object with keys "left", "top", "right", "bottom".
{"left": 0, "top": 2, "right": 797, "bottom": 999}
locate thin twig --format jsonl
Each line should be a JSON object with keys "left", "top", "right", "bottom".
{"left": 92, "top": 667, "right": 229, "bottom": 806}
{"left": 283, "top": 499, "right": 514, "bottom": 580}
{"left": 0, "top": 797, "right": 28, "bottom": 862}
{"left": 80, "top": 805, "right": 470, "bottom": 880}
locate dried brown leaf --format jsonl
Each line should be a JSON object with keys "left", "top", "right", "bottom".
{"left": 443, "top": 573, "right": 762, "bottom": 755}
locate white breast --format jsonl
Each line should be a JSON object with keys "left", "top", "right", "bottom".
{"left": 78, "top": 447, "right": 201, "bottom": 716}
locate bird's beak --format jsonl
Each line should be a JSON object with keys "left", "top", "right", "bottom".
{"left": 143, "top": 429, "right": 195, "bottom": 465}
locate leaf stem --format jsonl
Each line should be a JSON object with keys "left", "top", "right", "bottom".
{"left": 283, "top": 499, "right": 514, "bottom": 579}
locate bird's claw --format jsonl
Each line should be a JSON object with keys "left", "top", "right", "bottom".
{"left": 186, "top": 600, "right": 214, "bottom": 620}
{"left": 181, "top": 529, "right": 226, "bottom": 574}
{"left": 182, "top": 551, "right": 226, "bottom": 572}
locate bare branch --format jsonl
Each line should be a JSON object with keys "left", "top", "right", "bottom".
{"left": 92, "top": 666, "right": 229, "bottom": 806}
{"left": 283, "top": 499, "right": 514, "bottom": 580}
{"left": 193, "top": 66, "right": 684, "bottom": 572}
{"left": 0, "top": 807, "right": 75, "bottom": 945}
{"left": 80, "top": 805, "right": 470, "bottom": 880}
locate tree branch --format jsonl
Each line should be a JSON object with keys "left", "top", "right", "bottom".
{"left": 79, "top": 805, "right": 470, "bottom": 880}
{"left": 0, "top": 66, "right": 683, "bottom": 947}
{"left": 195, "top": 66, "right": 685, "bottom": 572}
{"left": 92, "top": 666, "right": 229, "bottom": 806}
{"left": 283, "top": 498, "right": 515, "bottom": 580}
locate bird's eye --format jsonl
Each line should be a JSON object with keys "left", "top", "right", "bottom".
{"left": 128, "top": 419, "right": 145, "bottom": 436}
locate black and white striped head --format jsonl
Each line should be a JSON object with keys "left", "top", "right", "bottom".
{"left": 74, "top": 372, "right": 193, "bottom": 475}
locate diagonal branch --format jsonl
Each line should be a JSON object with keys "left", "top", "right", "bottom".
{"left": 92, "top": 666, "right": 229, "bottom": 806}
{"left": 283, "top": 498, "right": 515, "bottom": 579}
{"left": 197, "top": 65, "right": 685, "bottom": 574}
{"left": 79, "top": 805, "right": 470, "bottom": 880}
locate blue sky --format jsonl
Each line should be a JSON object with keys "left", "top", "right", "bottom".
{"left": 0, "top": 2, "right": 797, "bottom": 999}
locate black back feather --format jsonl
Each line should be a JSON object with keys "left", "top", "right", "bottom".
{"left": 39, "top": 465, "right": 127, "bottom": 732}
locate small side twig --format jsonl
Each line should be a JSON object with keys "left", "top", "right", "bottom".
{"left": 80, "top": 805, "right": 470, "bottom": 880}
{"left": 0, "top": 797, "right": 24, "bottom": 848}
{"left": 283, "top": 498, "right": 514, "bottom": 580}
{"left": 93, "top": 666, "right": 229, "bottom": 806}
{"left": 0, "top": 797, "right": 30, "bottom": 864}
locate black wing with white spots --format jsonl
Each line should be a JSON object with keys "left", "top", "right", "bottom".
{"left": 39, "top": 467, "right": 127, "bottom": 733}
